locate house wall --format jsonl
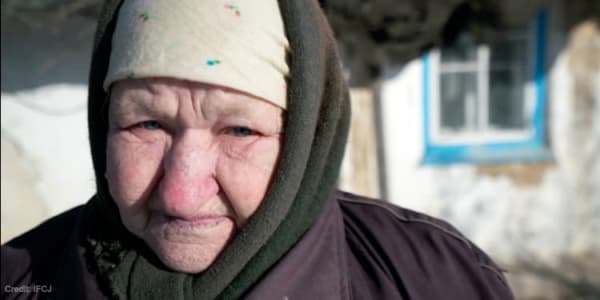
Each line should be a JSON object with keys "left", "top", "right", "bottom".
{"left": 339, "top": 88, "right": 382, "bottom": 199}
{"left": 377, "top": 3, "right": 600, "bottom": 292}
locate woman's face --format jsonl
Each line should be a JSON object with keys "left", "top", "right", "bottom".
{"left": 106, "top": 78, "right": 284, "bottom": 273}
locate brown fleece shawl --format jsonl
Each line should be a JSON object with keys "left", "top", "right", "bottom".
{"left": 85, "top": 0, "right": 350, "bottom": 299}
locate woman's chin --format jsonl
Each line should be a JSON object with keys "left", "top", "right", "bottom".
{"left": 143, "top": 221, "right": 236, "bottom": 273}
{"left": 156, "top": 244, "right": 218, "bottom": 273}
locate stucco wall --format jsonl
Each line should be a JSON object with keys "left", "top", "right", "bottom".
{"left": 378, "top": 14, "right": 600, "bottom": 299}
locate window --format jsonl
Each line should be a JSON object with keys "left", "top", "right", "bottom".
{"left": 422, "top": 10, "right": 553, "bottom": 164}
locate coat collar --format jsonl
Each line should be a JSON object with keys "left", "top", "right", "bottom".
{"left": 244, "top": 193, "right": 351, "bottom": 299}
{"left": 53, "top": 205, "right": 108, "bottom": 299}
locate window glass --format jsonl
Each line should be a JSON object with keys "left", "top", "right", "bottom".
{"left": 440, "top": 72, "right": 477, "bottom": 131}
{"left": 441, "top": 33, "right": 478, "bottom": 63}
{"left": 422, "top": 10, "right": 551, "bottom": 164}
{"left": 489, "top": 34, "right": 529, "bottom": 129}
{"left": 488, "top": 69, "right": 527, "bottom": 129}
{"left": 438, "top": 30, "right": 532, "bottom": 133}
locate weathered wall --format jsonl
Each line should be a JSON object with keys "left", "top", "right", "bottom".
{"left": 339, "top": 88, "right": 382, "bottom": 199}
{"left": 377, "top": 10, "right": 600, "bottom": 299}
{"left": 552, "top": 20, "right": 600, "bottom": 256}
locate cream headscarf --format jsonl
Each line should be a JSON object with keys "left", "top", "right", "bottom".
{"left": 104, "top": 0, "right": 290, "bottom": 109}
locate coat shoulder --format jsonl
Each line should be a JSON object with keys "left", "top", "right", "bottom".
{"left": 335, "top": 190, "right": 514, "bottom": 299}
{"left": 1, "top": 206, "right": 84, "bottom": 292}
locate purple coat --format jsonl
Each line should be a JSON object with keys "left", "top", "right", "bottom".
{"left": 2, "top": 191, "right": 513, "bottom": 299}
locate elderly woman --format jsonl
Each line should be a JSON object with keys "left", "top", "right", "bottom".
{"left": 1, "top": 0, "right": 513, "bottom": 299}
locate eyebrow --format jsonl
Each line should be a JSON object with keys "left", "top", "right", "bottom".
{"left": 214, "top": 103, "right": 261, "bottom": 117}
{"left": 205, "top": 94, "right": 283, "bottom": 118}
{"left": 110, "top": 84, "right": 284, "bottom": 127}
{"left": 110, "top": 91, "right": 173, "bottom": 121}
{"left": 215, "top": 105, "right": 284, "bottom": 130}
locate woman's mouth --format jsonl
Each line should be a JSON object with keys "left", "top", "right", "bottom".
{"left": 165, "top": 215, "right": 228, "bottom": 228}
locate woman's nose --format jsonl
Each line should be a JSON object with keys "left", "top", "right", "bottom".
{"left": 157, "top": 130, "right": 219, "bottom": 218}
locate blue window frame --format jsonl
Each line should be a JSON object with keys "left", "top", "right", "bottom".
{"left": 422, "top": 10, "right": 553, "bottom": 165}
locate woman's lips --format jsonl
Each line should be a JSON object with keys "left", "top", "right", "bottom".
{"left": 165, "top": 215, "right": 228, "bottom": 228}
{"left": 147, "top": 213, "right": 234, "bottom": 243}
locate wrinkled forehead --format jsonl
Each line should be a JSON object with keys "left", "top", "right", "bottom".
{"left": 108, "top": 78, "right": 286, "bottom": 122}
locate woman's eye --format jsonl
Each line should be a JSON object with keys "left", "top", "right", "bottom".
{"left": 139, "top": 120, "right": 162, "bottom": 130}
{"left": 227, "top": 127, "right": 256, "bottom": 137}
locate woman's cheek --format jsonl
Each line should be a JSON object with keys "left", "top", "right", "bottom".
{"left": 218, "top": 137, "right": 281, "bottom": 220}
{"left": 221, "top": 135, "right": 281, "bottom": 163}
{"left": 106, "top": 133, "right": 166, "bottom": 208}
